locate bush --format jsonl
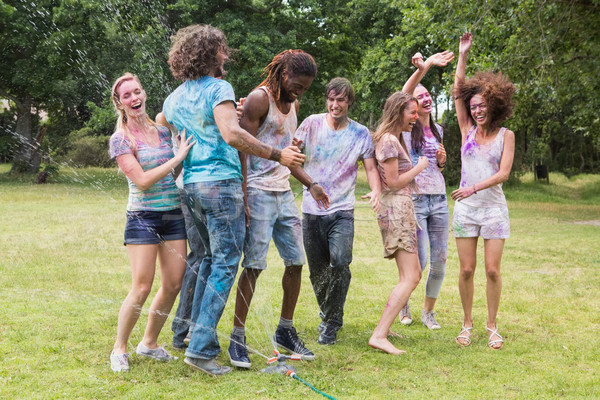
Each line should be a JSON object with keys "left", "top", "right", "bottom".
{"left": 65, "top": 129, "right": 112, "bottom": 167}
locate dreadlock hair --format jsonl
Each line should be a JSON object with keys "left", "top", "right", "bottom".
{"left": 257, "top": 50, "right": 317, "bottom": 102}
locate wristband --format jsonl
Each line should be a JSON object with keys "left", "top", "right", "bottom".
{"left": 437, "top": 162, "right": 446, "bottom": 169}
{"left": 307, "top": 182, "right": 319, "bottom": 190}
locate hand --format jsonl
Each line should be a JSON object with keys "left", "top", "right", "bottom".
{"left": 309, "top": 184, "right": 330, "bottom": 210}
{"left": 174, "top": 129, "right": 196, "bottom": 162}
{"left": 291, "top": 137, "right": 303, "bottom": 149}
{"left": 411, "top": 52, "right": 425, "bottom": 70}
{"left": 435, "top": 143, "right": 446, "bottom": 165}
{"left": 427, "top": 50, "right": 454, "bottom": 67}
{"left": 451, "top": 185, "right": 476, "bottom": 201}
{"left": 279, "top": 145, "right": 306, "bottom": 167}
{"left": 459, "top": 32, "right": 472, "bottom": 54}
{"left": 236, "top": 97, "right": 246, "bottom": 122}
{"left": 361, "top": 191, "right": 381, "bottom": 213}
{"left": 416, "top": 156, "right": 429, "bottom": 171}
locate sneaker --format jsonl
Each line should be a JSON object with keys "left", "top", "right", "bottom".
{"left": 228, "top": 334, "right": 251, "bottom": 368}
{"left": 317, "top": 325, "right": 338, "bottom": 345}
{"left": 421, "top": 310, "right": 441, "bottom": 330}
{"left": 185, "top": 356, "right": 232, "bottom": 376}
{"left": 317, "top": 321, "right": 326, "bottom": 333}
{"left": 136, "top": 342, "right": 175, "bottom": 362}
{"left": 183, "top": 331, "right": 192, "bottom": 346}
{"left": 110, "top": 351, "right": 130, "bottom": 372}
{"left": 399, "top": 302, "right": 413, "bottom": 325}
{"left": 273, "top": 327, "right": 315, "bottom": 361}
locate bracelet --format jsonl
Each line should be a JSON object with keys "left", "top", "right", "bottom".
{"left": 472, "top": 185, "right": 477, "bottom": 194}
{"left": 437, "top": 162, "right": 446, "bottom": 169}
{"left": 307, "top": 182, "right": 319, "bottom": 190}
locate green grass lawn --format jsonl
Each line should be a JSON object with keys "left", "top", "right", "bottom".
{"left": 1, "top": 165, "right": 599, "bottom": 399}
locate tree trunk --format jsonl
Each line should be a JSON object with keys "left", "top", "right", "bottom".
{"left": 10, "top": 96, "right": 41, "bottom": 174}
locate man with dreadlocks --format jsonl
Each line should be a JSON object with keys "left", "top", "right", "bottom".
{"left": 227, "top": 49, "right": 329, "bottom": 369}
{"left": 162, "top": 25, "right": 305, "bottom": 376}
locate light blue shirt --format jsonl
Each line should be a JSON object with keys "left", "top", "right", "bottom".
{"left": 163, "top": 76, "right": 241, "bottom": 184}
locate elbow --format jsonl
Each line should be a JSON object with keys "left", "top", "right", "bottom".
{"left": 498, "top": 172, "right": 510, "bottom": 183}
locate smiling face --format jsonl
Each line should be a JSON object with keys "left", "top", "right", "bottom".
{"left": 116, "top": 79, "right": 146, "bottom": 119}
{"left": 414, "top": 85, "right": 433, "bottom": 117}
{"left": 281, "top": 73, "right": 314, "bottom": 103}
{"left": 400, "top": 100, "right": 419, "bottom": 132}
{"left": 470, "top": 94, "right": 489, "bottom": 126}
{"left": 326, "top": 90, "right": 350, "bottom": 120}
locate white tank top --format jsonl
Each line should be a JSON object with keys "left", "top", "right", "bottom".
{"left": 459, "top": 125, "right": 507, "bottom": 208}
{"left": 246, "top": 87, "right": 297, "bottom": 191}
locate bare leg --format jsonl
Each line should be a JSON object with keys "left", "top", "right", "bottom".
{"left": 141, "top": 240, "right": 187, "bottom": 349}
{"left": 484, "top": 238, "right": 504, "bottom": 349}
{"left": 424, "top": 296, "right": 437, "bottom": 313}
{"left": 281, "top": 265, "right": 302, "bottom": 320}
{"left": 369, "top": 250, "right": 421, "bottom": 355}
{"left": 233, "top": 268, "right": 262, "bottom": 328}
{"left": 456, "top": 237, "right": 478, "bottom": 345}
{"left": 113, "top": 244, "right": 159, "bottom": 354}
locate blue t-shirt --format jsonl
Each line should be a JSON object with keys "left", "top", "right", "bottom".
{"left": 163, "top": 76, "right": 240, "bottom": 184}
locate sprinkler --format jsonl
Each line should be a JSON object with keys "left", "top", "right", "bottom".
{"left": 260, "top": 350, "right": 338, "bottom": 400}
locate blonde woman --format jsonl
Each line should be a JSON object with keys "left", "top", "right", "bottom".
{"left": 108, "top": 73, "right": 194, "bottom": 372}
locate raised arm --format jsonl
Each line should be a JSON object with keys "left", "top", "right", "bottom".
{"left": 402, "top": 51, "right": 454, "bottom": 95}
{"left": 451, "top": 129, "right": 515, "bottom": 201}
{"left": 454, "top": 32, "right": 474, "bottom": 139}
{"left": 213, "top": 100, "right": 305, "bottom": 167}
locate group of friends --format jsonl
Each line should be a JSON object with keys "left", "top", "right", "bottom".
{"left": 107, "top": 25, "right": 516, "bottom": 376}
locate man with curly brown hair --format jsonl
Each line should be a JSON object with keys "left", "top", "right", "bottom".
{"left": 227, "top": 50, "right": 329, "bottom": 369}
{"left": 162, "top": 25, "right": 305, "bottom": 376}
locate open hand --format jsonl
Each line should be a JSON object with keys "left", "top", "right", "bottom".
{"left": 427, "top": 50, "right": 455, "bottom": 67}
{"left": 309, "top": 184, "right": 330, "bottom": 210}
{"left": 459, "top": 32, "right": 472, "bottom": 54}
{"left": 175, "top": 129, "right": 196, "bottom": 162}
{"left": 361, "top": 191, "right": 381, "bottom": 213}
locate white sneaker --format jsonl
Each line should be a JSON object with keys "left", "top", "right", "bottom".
{"left": 110, "top": 351, "right": 130, "bottom": 372}
{"left": 136, "top": 342, "right": 175, "bottom": 361}
{"left": 399, "top": 302, "right": 413, "bottom": 325}
{"left": 421, "top": 310, "right": 441, "bottom": 330}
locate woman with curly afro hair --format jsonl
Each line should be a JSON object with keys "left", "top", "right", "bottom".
{"left": 451, "top": 32, "right": 516, "bottom": 350}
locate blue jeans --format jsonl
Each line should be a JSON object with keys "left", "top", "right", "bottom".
{"left": 303, "top": 210, "right": 354, "bottom": 329}
{"left": 183, "top": 179, "right": 245, "bottom": 359}
{"left": 171, "top": 189, "right": 206, "bottom": 348}
{"left": 413, "top": 194, "right": 449, "bottom": 299}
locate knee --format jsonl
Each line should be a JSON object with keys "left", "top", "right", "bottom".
{"left": 165, "top": 280, "right": 183, "bottom": 296}
{"left": 131, "top": 284, "right": 152, "bottom": 302}
{"left": 460, "top": 267, "right": 475, "bottom": 281}
{"left": 486, "top": 267, "right": 501, "bottom": 282}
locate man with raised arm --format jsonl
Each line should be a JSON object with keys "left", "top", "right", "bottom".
{"left": 162, "top": 25, "right": 305, "bottom": 376}
{"left": 228, "top": 50, "right": 330, "bottom": 369}
{"left": 295, "top": 78, "right": 381, "bottom": 345}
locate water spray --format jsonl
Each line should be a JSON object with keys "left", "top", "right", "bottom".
{"left": 260, "top": 350, "right": 338, "bottom": 400}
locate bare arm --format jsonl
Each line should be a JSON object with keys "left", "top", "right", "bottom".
{"left": 155, "top": 112, "right": 184, "bottom": 178}
{"left": 214, "top": 100, "right": 305, "bottom": 167}
{"left": 451, "top": 130, "right": 515, "bottom": 201}
{"left": 360, "top": 158, "right": 382, "bottom": 212}
{"left": 382, "top": 156, "right": 429, "bottom": 191}
{"left": 402, "top": 51, "right": 454, "bottom": 95}
{"left": 454, "top": 33, "right": 474, "bottom": 141}
{"left": 289, "top": 166, "right": 330, "bottom": 210}
{"left": 116, "top": 129, "right": 195, "bottom": 191}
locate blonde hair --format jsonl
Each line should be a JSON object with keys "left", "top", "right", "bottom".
{"left": 371, "top": 91, "right": 417, "bottom": 154}
{"left": 111, "top": 73, "right": 156, "bottom": 156}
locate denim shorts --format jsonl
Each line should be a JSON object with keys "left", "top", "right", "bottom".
{"left": 124, "top": 208, "right": 186, "bottom": 245}
{"left": 242, "top": 187, "right": 305, "bottom": 270}
{"left": 452, "top": 201, "right": 510, "bottom": 239}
